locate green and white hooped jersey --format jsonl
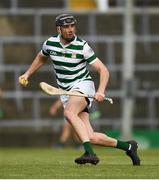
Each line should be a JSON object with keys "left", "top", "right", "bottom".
{"left": 41, "top": 34, "right": 97, "bottom": 90}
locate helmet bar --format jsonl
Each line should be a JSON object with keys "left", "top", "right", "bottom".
{"left": 55, "top": 14, "right": 77, "bottom": 26}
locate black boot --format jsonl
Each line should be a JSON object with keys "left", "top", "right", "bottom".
{"left": 126, "top": 140, "right": 141, "bottom": 165}
{"left": 75, "top": 152, "right": 100, "bottom": 165}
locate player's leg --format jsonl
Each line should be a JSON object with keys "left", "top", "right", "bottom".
{"left": 72, "top": 126, "right": 81, "bottom": 148}
{"left": 79, "top": 112, "right": 117, "bottom": 146}
{"left": 64, "top": 96, "right": 90, "bottom": 142}
{"left": 79, "top": 112, "right": 140, "bottom": 165}
{"left": 64, "top": 96, "right": 99, "bottom": 164}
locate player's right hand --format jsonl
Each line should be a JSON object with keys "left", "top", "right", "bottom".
{"left": 94, "top": 92, "right": 105, "bottom": 102}
{"left": 19, "top": 75, "right": 29, "bottom": 87}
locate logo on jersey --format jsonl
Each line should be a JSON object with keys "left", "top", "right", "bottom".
{"left": 71, "top": 53, "right": 76, "bottom": 59}
{"left": 47, "top": 50, "right": 57, "bottom": 55}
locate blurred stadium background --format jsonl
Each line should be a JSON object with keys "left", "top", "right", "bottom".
{"left": 0, "top": 0, "right": 159, "bottom": 149}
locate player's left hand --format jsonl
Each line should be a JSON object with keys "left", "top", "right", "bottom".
{"left": 94, "top": 92, "right": 105, "bottom": 102}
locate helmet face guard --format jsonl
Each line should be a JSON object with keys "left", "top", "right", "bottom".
{"left": 55, "top": 14, "right": 77, "bottom": 27}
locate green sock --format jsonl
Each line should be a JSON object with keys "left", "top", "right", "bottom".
{"left": 83, "top": 141, "right": 95, "bottom": 155}
{"left": 116, "top": 140, "right": 129, "bottom": 151}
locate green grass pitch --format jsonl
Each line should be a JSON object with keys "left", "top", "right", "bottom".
{"left": 0, "top": 147, "right": 159, "bottom": 179}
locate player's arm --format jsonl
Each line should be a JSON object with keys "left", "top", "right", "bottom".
{"left": 19, "top": 52, "right": 47, "bottom": 86}
{"left": 90, "top": 58, "right": 109, "bottom": 102}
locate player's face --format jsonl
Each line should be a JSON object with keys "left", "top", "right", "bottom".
{"left": 59, "top": 24, "right": 76, "bottom": 42}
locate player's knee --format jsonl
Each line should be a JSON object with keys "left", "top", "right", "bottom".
{"left": 64, "top": 109, "right": 71, "bottom": 119}
{"left": 64, "top": 109, "right": 74, "bottom": 123}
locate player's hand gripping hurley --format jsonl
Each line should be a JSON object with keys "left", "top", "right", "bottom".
{"left": 40, "top": 82, "right": 113, "bottom": 104}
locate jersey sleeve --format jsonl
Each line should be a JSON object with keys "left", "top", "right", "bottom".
{"left": 40, "top": 40, "right": 50, "bottom": 57}
{"left": 83, "top": 42, "right": 97, "bottom": 64}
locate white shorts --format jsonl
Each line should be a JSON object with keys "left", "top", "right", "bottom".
{"left": 60, "top": 80, "right": 95, "bottom": 109}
